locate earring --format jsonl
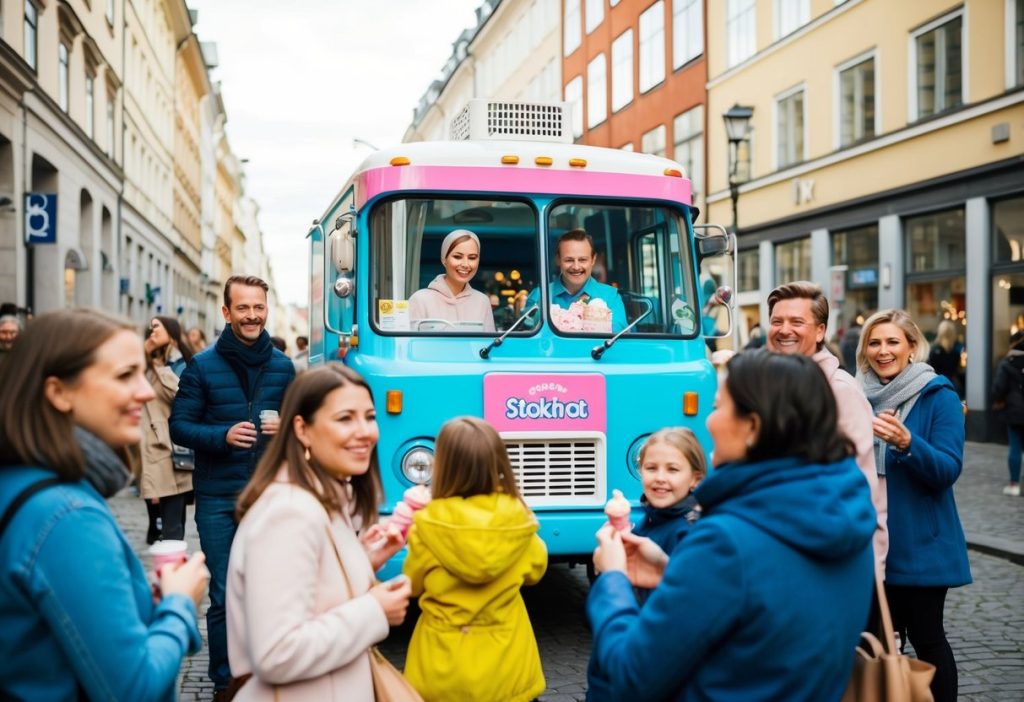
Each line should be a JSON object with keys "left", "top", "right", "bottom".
{"left": 746, "top": 436, "right": 755, "bottom": 448}
{"left": 304, "top": 446, "right": 311, "bottom": 462}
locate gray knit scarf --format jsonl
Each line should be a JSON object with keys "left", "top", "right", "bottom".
{"left": 74, "top": 426, "right": 131, "bottom": 498}
{"left": 861, "top": 362, "right": 935, "bottom": 476}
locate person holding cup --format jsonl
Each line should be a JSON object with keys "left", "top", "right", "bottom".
{"left": 226, "top": 364, "right": 409, "bottom": 701}
{"left": 170, "top": 275, "right": 295, "bottom": 699}
{"left": 0, "top": 308, "right": 209, "bottom": 701}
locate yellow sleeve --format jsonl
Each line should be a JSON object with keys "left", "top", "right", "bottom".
{"left": 522, "top": 534, "right": 548, "bottom": 586}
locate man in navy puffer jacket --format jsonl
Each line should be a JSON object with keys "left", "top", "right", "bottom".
{"left": 171, "top": 275, "right": 295, "bottom": 699}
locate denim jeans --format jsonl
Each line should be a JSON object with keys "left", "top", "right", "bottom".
{"left": 1008, "top": 425, "right": 1023, "bottom": 483}
{"left": 194, "top": 493, "right": 239, "bottom": 690}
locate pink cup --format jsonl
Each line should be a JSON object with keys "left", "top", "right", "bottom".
{"left": 148, "top": 539, "right": 188, "bottom": 578}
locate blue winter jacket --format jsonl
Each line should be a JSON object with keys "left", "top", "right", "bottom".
{"left": 882, "top": 376, "right": 972, "bottom": 588}
{"left": 170, "top": 342, "right": 295, "bottom": 497}
{"left": 587, "top": 456, "right": 875, "bottom": 702}
{"left": 0, "top": 466, "right": 200, "bottom": 701}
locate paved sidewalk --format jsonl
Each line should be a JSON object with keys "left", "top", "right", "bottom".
{"left": 106, "top": 440, "right": 1023, "bottom": 701}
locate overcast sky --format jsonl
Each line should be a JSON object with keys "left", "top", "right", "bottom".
{"left": 188, "top": 0, "right": 482, "bottom": 305}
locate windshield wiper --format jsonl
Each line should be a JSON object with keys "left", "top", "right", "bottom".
{"left": 591, "top": 297, "right": 653, "bottom": 360}
{"left": 479, "top": 305, "right": 539, "bottom": 359}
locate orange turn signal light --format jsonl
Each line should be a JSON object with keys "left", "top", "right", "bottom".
{"left": 386, "top": 390, "right": 403, "bottom": 414}
{"left": 569, "top": 158, "right": 587, "bottom": 168}
{"left": 535, "top": 156, "right": 553, "bottom": 166}
{"left": 664, "top": 168, "right": 683, "bottom": 178}
{"left": 390, "top": 156, "right": 411, "bottom": 166}
{"left": 501, "top": 155, "right": 520, "bottom": 164}
{"left": 683, "top": 392, "right": 699, "bottom": 416}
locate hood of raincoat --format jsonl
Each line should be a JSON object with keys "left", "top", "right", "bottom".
{"left": 410, "top": 492, "right": 539, "bottom": 584}
{"left": 695, "top": 455, "right": 875, "bottom": 561}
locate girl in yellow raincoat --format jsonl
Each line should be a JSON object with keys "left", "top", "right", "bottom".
{"left": 403, "top": 416, "right": 548, "bottom": 702}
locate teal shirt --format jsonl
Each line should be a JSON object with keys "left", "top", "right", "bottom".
{"left": 526, "top": 276, "right": 628, "bottom": 333}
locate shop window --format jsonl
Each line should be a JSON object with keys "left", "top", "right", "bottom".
{"left": 673, "top": 0, "right": 702, "bottom": 68}
{"left": 911, "top": 10, "right": 963, "bottom": 120}
{"left": 837, "top": 53, "right": 875, "bottom": 147}
{"left": 738, "top": 248, "right": 759, "bottom": 293}
{"left": 776, "top": 86, "right": 805, "bottom": 169}
{"left": 611, "top": 29, "right": 633, "bottom": 112}
{"left": 673, "top": 106, "right": 703, "bottom": 205}
{"left": 639, "top": 1, "right": 665, "bottom": 93}
{"left": 727, "top": 0, "right": 756, "bottom": 67}
{"left": 992, "top": 272, "right": 1024, "bottom": 366}
{"left": 906, "top": 209, "right": 965, "bottom": 273}
{"left": 641, "top": 124, "right": 666, "bottom": 157}
{"left": 994, "top": 196, "right": 1024, "bottom": 263}
{"left": 775, "top": 237, "right": 811, "bottom": 284}
{"left": 831, "top": 225, "right": 879, "bottom": 332}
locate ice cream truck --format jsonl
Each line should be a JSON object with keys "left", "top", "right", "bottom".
{"left": 307, "top": 100, "right": 734, "bottom": 577}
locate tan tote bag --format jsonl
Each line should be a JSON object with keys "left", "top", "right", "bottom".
{"left": 841, "top": 569, "right": 936, "bottom": 702}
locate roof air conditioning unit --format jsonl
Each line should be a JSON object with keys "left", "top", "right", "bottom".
{"left": 449, "top": 99, "right": 572, "bottom": 144}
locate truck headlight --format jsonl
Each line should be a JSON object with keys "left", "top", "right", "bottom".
{"left": 401, "top": 447, "right": 434, "bottom": 484}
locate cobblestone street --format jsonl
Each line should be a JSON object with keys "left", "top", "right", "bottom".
{"left": 108, "top": 441, "right": 1024, "bottom": 701}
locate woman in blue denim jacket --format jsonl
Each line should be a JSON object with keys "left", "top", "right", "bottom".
{"left": 0, "top": 309, "right": 210, "bottom": 701}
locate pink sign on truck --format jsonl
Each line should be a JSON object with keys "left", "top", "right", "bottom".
{"left": 483, "top": 373, "right": 607, "bottom": 433}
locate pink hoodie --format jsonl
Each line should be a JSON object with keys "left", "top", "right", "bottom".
{"left": 408, "top": 275, "right": 495, "bottom": 332}
{"left": 814, "top": 348, "right": 888, "bottom": 570}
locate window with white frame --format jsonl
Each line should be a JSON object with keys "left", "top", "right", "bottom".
{"left": 106, "top": 0, "right": 114, "bottom": 25}
{"left": 565, "top": 75, "right": 584, "bottom": 138}
{"left": 641, "top": 124, "right": 666, "bottom": 157}
{"left": 611, "top": 29, "right": 633, "bottom": 112}
{"left": 24, "top": 1, "right": 38, "bottom": 71}
{"left": 775, "top": 0, "right": 809, "bottom": 40}
{"left": 673, "top": 0, "right": 702, "bottom": 69}
{"left": 776, "top": 86, "right": 805, "bottom": 168}
{"left": 106, "top": 95, "right": 114, "bottom": 157}
{"left": 565, "top": 0, "right": 582, "bottom": 56}
{"left": 837, "top": 54, "right": 875, "bottom": 147}
{"left": 639, "top": 1, "right": 665, "bottom": 93}
{"left": 620, "top": 142, "right": 634, "bottom": 150}
{"left": 912, "top": 11, "right": 963, "bottom": 120}
{"left": 727, "top": 0, "right": 756, "bottom": 68}
{"left": 586, "top": 0, "right": 604, "bottom": 34}
{"left": 588, "top": 53, "right": 607, "bottom": 128}
{"left": 673, "top": 106, "right": 703, "bottom": 202}
{"left": 85, "top": 75, "right": 95, "bottom": 138}
{"left": 59, "top": 43, "right": 70, "bottom": 112}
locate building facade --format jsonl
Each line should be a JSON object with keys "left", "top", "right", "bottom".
{"left": 563, "top": 0, "right": 706, "bottom": 214}
{"left": 704, "top": 0, "right": 1024, "bottom": 437}
{"left": 404, "top": 0, "right": 562, "bottom": 142}
{"left": 0, "top": 0, "right": 279, "bottom": 340}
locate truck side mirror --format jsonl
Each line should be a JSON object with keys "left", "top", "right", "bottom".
{"left": 330, "top": 218, "right": 355, "bottom": 273}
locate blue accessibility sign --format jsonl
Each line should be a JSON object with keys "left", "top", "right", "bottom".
{"left": 25, "top": 193, "right": 57, "bottom": 244}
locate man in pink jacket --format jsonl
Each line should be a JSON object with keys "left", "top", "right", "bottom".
{"left": 766, "top": 281, "right": 888, "bottom": 569}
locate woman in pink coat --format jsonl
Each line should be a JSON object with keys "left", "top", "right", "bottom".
{"left": 226, "top": 365, "right": 410, "bottom": 701}
{"left": 409, "top": 229, "right": 496, "bottom": 332}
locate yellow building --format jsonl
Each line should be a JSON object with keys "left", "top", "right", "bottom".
{"left": 705, "top": 0, "right": 1024, "bottom": 437}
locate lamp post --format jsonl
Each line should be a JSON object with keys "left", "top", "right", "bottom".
{"left": 722, "top": 104, "right": 754, "bottom": 234}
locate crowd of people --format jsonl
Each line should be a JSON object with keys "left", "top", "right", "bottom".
{"left": 0, "top": 271, "right": 996, "bottom": 702}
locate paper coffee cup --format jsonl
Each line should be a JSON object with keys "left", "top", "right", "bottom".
{"left": 149, "top": 539, "right": 188, "bottom": 576}
{"left": 259, "top": 409, "right": 278, "bottom": 422}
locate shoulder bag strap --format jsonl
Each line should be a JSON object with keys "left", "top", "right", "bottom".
{"left": 0, "top": 477, "right": 62, "bottom": 539}
{"left": 874, "top": 567, "right": 899, "bottom": 655}
{"left": 324, "top": 520, "right": 357, "bottom": 599}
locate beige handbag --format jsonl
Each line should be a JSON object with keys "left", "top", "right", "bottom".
{"left": 841, "top": 570, "right": 936, "bottom": 702}
{"left": 324, "top": 524, "right": 424, "bottom": 702}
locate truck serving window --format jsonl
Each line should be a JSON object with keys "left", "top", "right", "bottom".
{"left": 370, "top": 198, "right": 539, "bottom": 334}
{"left": 539, "top": 202, "right": 700, "bottom": 337}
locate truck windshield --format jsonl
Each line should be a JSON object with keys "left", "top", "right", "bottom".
{"left": 369, "top": 197, "right": 700, "bottom": 337}
{"left": 535, "top": 201, "right": 700, "bottom": 337}
{"left": 370, "top": 197, "right": 539, "bottom": 334}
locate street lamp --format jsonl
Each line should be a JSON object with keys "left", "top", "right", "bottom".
{"left": 722, "top": 104, "right": 754, "bottom": 233}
